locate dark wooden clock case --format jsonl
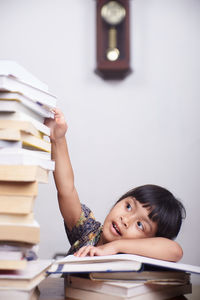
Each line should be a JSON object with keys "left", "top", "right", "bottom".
{"left": 95, "top": 0, "right": 131, "bottom": 79}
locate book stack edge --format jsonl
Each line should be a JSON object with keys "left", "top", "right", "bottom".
{"left": 0, "top": 60, "right": 55, "bottom": 299}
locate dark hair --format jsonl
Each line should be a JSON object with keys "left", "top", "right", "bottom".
{"left": 116, "top": 184, "right": 186, "bottom": 240}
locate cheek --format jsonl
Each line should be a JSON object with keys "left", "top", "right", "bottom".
{"left": 126, "top": 226, "right": 145, "bottom": 239}
{"left": 124, "top": 225, "right": 136, "bottom": 238}
{"left": 103, "top": 216, "right": 112, "bottom": 234}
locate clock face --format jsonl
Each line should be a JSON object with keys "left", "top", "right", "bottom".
{"left": 101, "top": 1, "right": 126, "bottom": 26}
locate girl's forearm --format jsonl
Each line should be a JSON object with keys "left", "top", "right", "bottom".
{"left": 51, "top": 137, "right": 74, "bottom": 196}
{"left": 112, "top": 238, "right": 183, "bottom": 262}
{"left": 51, "top": 136, "right": 82, "bottom": 228}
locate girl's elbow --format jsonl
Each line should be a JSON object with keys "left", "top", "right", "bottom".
{"left": 172, "top": 242, "right": 183, "bottom": 262}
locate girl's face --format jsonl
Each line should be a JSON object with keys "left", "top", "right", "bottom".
{"left": 101, "top": 197, "right": 158, "bottom": 244}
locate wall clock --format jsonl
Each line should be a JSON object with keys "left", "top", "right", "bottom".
{"left": 95, "top": 0, "right": 131, "bottom": 79}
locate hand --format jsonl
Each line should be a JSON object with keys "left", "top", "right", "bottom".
{"left": 74, "top": 242, "right": 118, "bottom": 257}
{"left": 44, "top": 108, "right": 68, "bottom": 142}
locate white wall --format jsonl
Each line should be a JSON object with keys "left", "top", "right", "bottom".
{"left": 1, "top": 0, "right": 200, "bottom": 278}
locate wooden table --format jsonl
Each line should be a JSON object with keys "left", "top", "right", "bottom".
{"left": 38, "top": 277, "right": 200, "bottom": 300}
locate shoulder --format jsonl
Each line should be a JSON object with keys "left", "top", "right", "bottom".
{"left": 64, "top": 203, "right": 101, "bottom": 243}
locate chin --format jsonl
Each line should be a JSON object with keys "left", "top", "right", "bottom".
{"left": 101, "top": 231, "right": 112, "bottom": 244}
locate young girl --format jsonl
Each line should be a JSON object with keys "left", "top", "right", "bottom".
{"left": 45, "top": 109, "right": 185, "bottom": 262}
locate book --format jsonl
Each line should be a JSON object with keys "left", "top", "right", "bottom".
{"left": 49, "top": 258, "right": 141, "bottom": 273}
{"left": 0, "top": 260, "right": 27, "bottom": 271}
{"left": 0, "top": 181, "right": 38, "bottom": 197}
{"left": 0, "top": 109, "right": 50, "bottom": 136}
{"left": 0, "top": 60, "right": 48, "bottom": 92}
{"left": 0, "top": 75, "right": 57, "bottom": 108}
{"left": 0, "top": 140, "right": 22, "bottom": 149}
{"left": 0, "top": 195, "right": 36, "bottom": 214}
{"left": 0, "top": 165, "right": 49, "bottom": 183}
{"left": 0, "top": 99, "right": 44, "bottom": 123}
{"left": 0, "top": 259, "right": 52, "bottom": 290}
{"left": 0, "top": 220, "right": 40, "bottom": 244}
{"left": 0, "top": 254, "right": 34, "bottom": 272}
{"left": 0, "top": 148, "right": 54, "bottom": 170}
{"left": 0, "top": 250, "right": 27, "bottom": 270}
{"left": 0, "top": 120, "right": 44, "bottom": 139}
{"left": 0, "top": 242, "right": 38, "bottom": 261}
{"left": 65, "top": 273, "right": 190, "bottom": 297}
{"left": 0, "top": 92, "right": 55, "bottom": 117}
{"left": 65, "top": 284, "right": 192, "bottom": 300}
{"left": 0, "top": 181, "right": 38, "bottom": 214}
{"left": 90, "top": 269, "right": 190, "bottom": 285}
{"left": 0, "top": 130, "right": 51, "bottom": 152}
{"left": 48, "top": 253, "right": 200, "bottom": 275}
{"left": 0, "top": 212, "right": 34, "bottom": 224}
{"left": 0, "top": 287, "right": 40, "bottom": 300}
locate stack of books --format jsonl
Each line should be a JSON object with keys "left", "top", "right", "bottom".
{"left": 0, "top": 259, "right": 52, "bottom": 300}
{"left": 48, "top": 253, "right": 200, "bottom": 300}
{"left": 0, "top": 60, "right": 56, "bottom": 299}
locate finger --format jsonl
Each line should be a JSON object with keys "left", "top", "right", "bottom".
{"left": 53, "top": 108, "right": 64, "bottom": 118}
{"left": 79, "top": 246, "right": 92, "bottom": 257}
{"left": 75, "top": 245, "right": 92, "bottom": 257}
{"left": 79, "top": 245, "right": 95, "bottom": 257}
{"left": 74, "top": 246, "right": 87, "bottom": 257}
{"left": 89, "top": 247, "right": 97, "bottom": 257}
{"left": 55, "top": 116, "right": 66, "bottom": 125}
{"left": 52, "top": 107, "right": 61, "bottom": 114}
{"left": 54, "top": 112, "right": 67, "bottom": 126}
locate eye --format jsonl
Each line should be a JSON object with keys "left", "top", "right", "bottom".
{"left": 137, "top": 221, "right": 144, "bottom": 231}
{"left": 126, "top": 203, "right": 132, "bottom": 211}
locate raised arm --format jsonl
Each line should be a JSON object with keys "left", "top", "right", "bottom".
{"left": 45, "top": 109, "right": 81, "bottom": 230}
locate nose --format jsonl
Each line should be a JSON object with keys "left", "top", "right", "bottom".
{"left": 120, "top": 215, "right": 129, "bottom": 228}
{"left": 121, "top": 214, "right": 136, "bottom": 228}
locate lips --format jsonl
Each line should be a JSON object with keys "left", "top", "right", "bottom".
{"left": 112, "top": 222, "right": 121, "bottom": 236}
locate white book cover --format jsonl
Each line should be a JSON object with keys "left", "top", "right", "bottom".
{"left": 0, "top": 259, "right": 52, "bottom": 291}
{"left": 0, "top": 148, "right": 55, "bottom": 171}
{"left": 0, "top": 140, "right": 22, "bottom": 149}
{"left": 0, "top": 108, "right": 50, "bottom": 136}
{"left": 0, "top": 100, "right": 44, "bottom": 122}
{"left": 0, "top": 60, "right": 48, "bottom": 92}
{"left": 0, "top": 288, "right": 39, "bottom": 300}
{"left": 0, "top": 259, "right": 51, "bottom": 280}
{"left": 0, "top": 75, "right": 57, "bottom": 108}
{"left": 0, "top": 251, "right": 23, "bottom": 260}
{"left": 0, "top": 91, "right": 56, "bottom": 113}
{"left": 0, "top": 243, "right": 38, "bottom": 261}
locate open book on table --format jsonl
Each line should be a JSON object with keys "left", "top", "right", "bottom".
{"left": 47, "top": 253, "right": 200, "bottom": 275}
